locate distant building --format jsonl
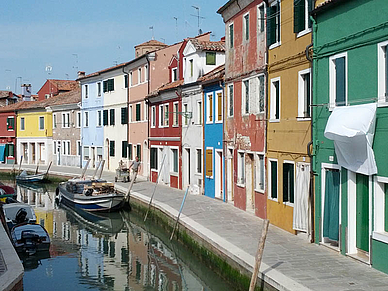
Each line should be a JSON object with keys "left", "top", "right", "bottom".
{"left": 134, "top": 39, "right": 168, "bottom": 58}
{"left": 37, "top": 79, "right": 78, "bottom": 101}
{"left": 0, "top": 91, "right": 20, "bottom": 107}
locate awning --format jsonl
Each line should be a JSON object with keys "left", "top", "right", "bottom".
{"left": 324, "top": 103, "right": 377, "bottom": 175}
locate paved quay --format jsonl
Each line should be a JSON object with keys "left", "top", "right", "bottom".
{"left": 2, "top": 164, "right": 388, "bottom": 290}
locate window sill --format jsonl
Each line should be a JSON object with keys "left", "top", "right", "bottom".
{"left": 377, "top": 101, "right": 388, "bottom": 108}
{"left": 255, "top": 189, "right": 265, "bottom": 194}
{"left": 268, "top": 197, "right": 278, "bottom": 202}
{"left": 170, "top": 172, "right": 178, "bottom": 177}
{"left": 296, "top": 28, "right": 311, "bottom": 39}
{"left": 215, "top": 121, "right": 222, "bottom": 124}
{"left": 269, "top": 119, "right": 280, "bottom": 123}
{"left": 236, "top": 183, "right": 245, "bottom": 188}
{"left": 372, "top": 231, "right": 388, "bottom": 244}
{"left": 296, "top": 117, "right": 311, "bottom": 122}
{"left": 283, "top": 202, "right": 294, "bottom": 207}
{"left": 195, "top": 172, "right": 202, "bottom": 176}
{"left": 269, "top": 42, "right": 281, "bottom": 50}
{"left": 206, "top": 175, "right": 214, "bottom": 179}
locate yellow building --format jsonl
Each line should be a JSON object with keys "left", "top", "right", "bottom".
{"left": 16, "top": 100, "right": 53, "bottom": 165}
{"left": 266, "top": 0, "right": 313, "bottom": 236}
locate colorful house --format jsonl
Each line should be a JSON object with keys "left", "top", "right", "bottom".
{"left": 218, "top": 0, "right": 267, "bottom": 217}
{"left": 37, "top": 79, "right": 78, "bottom": 101}
{"left": 201, "top": 65, "right": 225, "bottom": 199}
{"left": 0, "top": 90, "right": 20, "bottom": 107}
{"left": 16, "top": 99, "right": 53, "bottom": 165}
{"left": 312, "top": 0, "right": 388, "bottom": 271}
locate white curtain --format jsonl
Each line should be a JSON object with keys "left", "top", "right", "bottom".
{"left": 293, "top": 163, "right": 310, "bottom": 232}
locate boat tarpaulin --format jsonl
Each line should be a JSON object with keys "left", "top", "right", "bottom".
{"left": 324, "top": 103, "right": 377, "bottom": 175}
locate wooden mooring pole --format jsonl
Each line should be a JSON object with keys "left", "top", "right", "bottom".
{"left": 170, "top": 186, "right": 189, "bottom": 241}
{"left": 249, "top": 219, "right": 270, "bottom": 291}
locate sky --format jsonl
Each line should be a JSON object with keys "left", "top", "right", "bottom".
{"left": 1, "top": 0, "right": 227, "bottom": 94}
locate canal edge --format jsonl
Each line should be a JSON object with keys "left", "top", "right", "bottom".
{"left": 115, "top": 185, "right": 311, "bottom": 291}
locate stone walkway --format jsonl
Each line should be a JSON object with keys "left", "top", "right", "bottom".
{"left": 2, "top": 163, "right": 388, "bottom": 290}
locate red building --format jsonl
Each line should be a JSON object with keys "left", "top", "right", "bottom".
{"left": 37, "top": 79, "right": 78, "bottom": 101}
{"left": 0, "top": 102, "right": 25, "bottom": 163}
{"left": 218, "top": 0, "right": 267, "bottom": 218}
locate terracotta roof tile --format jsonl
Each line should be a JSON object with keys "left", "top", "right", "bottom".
{"left": 148, "top": 80, "right": 184, "bottom": 97}
{"left": 198, "top": 65, "right": 225, "bottom": 83}
{"left": 135, "top": 39, "right": 168, "bottom": 48}
{"left": 49, "top": 80, "right": 78, "bottom": 91}
{"left": 189, "top": 39, "right": 225, "bottom": 52}
{"left": 0, "top": 91, "right": 11, "bottom": 98}
{"left": 48, "top": 88, "right": 81, "bottom": 106}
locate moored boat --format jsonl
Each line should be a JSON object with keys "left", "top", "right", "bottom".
{"left": 15, "top": 170, "right": 46, "bottom": 183}
{"left": 2, "top": 202, "right": 37, "bottom": 231}
{"left": 11, "top": 223, "right": 50, "bottom": 255}
{"left": 57, "top": 179, "right": 125, "bottom": 212}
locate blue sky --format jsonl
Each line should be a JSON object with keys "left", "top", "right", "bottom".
{"left": 1, "top": 0, "right": 227, "bottom": 94}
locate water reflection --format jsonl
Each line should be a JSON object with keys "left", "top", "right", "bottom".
{"left": 12, "top": 183, "right": 231, "bottom": 291}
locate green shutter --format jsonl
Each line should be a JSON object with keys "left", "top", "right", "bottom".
{"left": 294, "top": 0, "right": 305, "bottom": 33}
{"left": 385, "top": 46, "right": 388, "bottom": 98}
{"left": 136, "top": 144, "right": 141, "bottom": 160}
{"left": 229, "top": 24, "right": 234, "bottom": 48}
{"left": 121, "top": 107, "right": 128, "bottom": 124}
{"left": 103, "top": 110, "right": 108, "bottom": 125}
{"left": 275, "top": 81, "right": 280, "bottom": 119}
{"left": 136, "top": 104, "right": 141, "bottom": 121}
{"left": 128, "top": 144, "right": 132, "bottom": 160}
{"left": 110, "top": 109, "right": 115, "bottom": 125}
{"left": 206, "top": 52, "right": 216, "bottom": 65}
{"left": 124, "top": 75, "right": 128, "bottom": 88}
{"left": 323, "top": 169, "right": 340, "bottom": 241}
{"left": 385, "top": 184, "right": 388, "bottom": 232}
{"left": 356, "top": 174, "right": 369, "bottom": 252}
{"left": 271, "top": 161, "right": 277, "bottom": 198}
{"left": 122, "top": 141, "right": 128, "bottom": 158}
{"left": 107, "top": 79, "right": 114, "bottom": 91}
{"left": 259, "top": 6, "right": 265, "bottom": 32}
{"left": 245, "top": 14, "right": 249, "bottom": 40}
{"left": 150, "top": 148, "right": 157, "bottom": 169}
{"left": 266, "top": 6, "right": 272, "bottom": 46}
{"left": 110, "top": 141, "right": 115, "bottom": 157}
{"left": 103, "top": 81, "right": 108, "bottom": 92}
{"left": 283, "top": 164, "right": 294, "bottom": 203}
{"left": 335, "top": 57, "right": 346, "bottom": 106}
{"left": 308, "top": 0, "right": 313, "bottom": 28}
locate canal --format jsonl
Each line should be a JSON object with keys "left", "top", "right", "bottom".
{"left": 9, "top": 181, "right": 235, "bottom": 291}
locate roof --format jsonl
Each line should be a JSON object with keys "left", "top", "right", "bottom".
{"left": 217, "top": 0, "right": 236, "bottom": 14}
{"left": 77, "top": 61, "right": 133, "bottom": 80}
{"left": 0, "top": 91, "right": 19, "bottom": 99}
{"left": 47, "top": 88, "right": 81, "bottom": 106}
{"left": 198, "top": 64, "right": 225, "bottom": 83}
{"left": 0, "top": 101, "right": 28, "bottom": 112}
{"left": 148, "top": 80, "right": 184, "bottom": 97}
{"left": 312, "top": 0, "right": 348, "bottom": 15}
{"left": 188, "top": 39, "right": 225, "bottom": 52}
{"left": 134, "top": 39, "right": 168, "bottom": 48}
{"left": 48, "top": 80, "right": 78, "bottom": 91}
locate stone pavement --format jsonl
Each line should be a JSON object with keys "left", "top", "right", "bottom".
{"left": 2, "top": 163, "right": 388, "bottom": 290}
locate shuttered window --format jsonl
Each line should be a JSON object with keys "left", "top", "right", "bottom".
{"left": 385, "top": 45, "right": 388, "bottom": 98}
{"left": 109, "top": 141, "right": 115, "bottom": 157}
{"left": 259, "top": 75, "right": 265, "bottom": 113}
{"left": 173, "top": 102, "right": 178, "bottom": 126}
{"left": 267, "top": 1, "right": 280, "bottom": 47}
{"left": 206, "top": 149, "right": 213, "bottom": 177}
{"left": 103, "top": 110, "right": 108, "bottom": 126}
{"left": 103, "top": 79, "right": 114, "bottom": 92}
{"left": 294, "top": 0, "right": 313, "bottom": 34}
{"left": 229, "top": 23, "right": 234, "bottom": 48}
{"left": 150, "top": 148, "right": 158, "bottom": 170}
{"left": 217, "top": 92, "right": 222, "bottom": 121}
{"left": 135, "top": 104, "right": 141, "bottom": 121}
{"left": 121, "top": 107, "right": 128, "bottom": 124}
{"left": 128, "top": 143, "right": 132, "bottom": 160}
{"left": 244, "top": 13, "right": 249, "bottom": 41}
{"left": 110, "top": 109, "right": 115, "bottom": 125}
{"left": 207, "top": 94, "right": 213, "bottom": 122}
{"left": 136, "top": 144, "right": 141, "bottom": 160}
{"left": 270, "top": 160, "right": 278, "bottom": 199}
{"left": 283, "top": 163, "right": 294, "bottom": 203}
{"left": 124, "top": 75, "right": 128, "bottom": 88}
{"left": 335, "top": 57, "right": 346, "bottom": 106}
{"left": 206, "top": 52, "right": 216, "bottom": 65}
{"left": 228, "top": 85, "right": 234, "bottom": 117}
{"left": 385, "top": 184, "right": 388, "bottom": 232}
{"left": 196, "top": 149, "right": 202, "bottom": 174}
{"left": 7, "top": 117, "right": 14, "bottom": 130}
{"left": 244, "top": 80, "right": 249, "bottom": 114}
{"left": 122, "top": 141, "right": 128, "bottom": 158}
{"left": 172, "top": 148, "right": 178, "bottom": 173}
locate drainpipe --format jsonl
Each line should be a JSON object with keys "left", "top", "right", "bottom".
{"left": 146, "top": 54, "right": 151, "bottom": 180}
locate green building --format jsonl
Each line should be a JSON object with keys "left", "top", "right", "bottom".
{"left": 312, "top": 0, "right": 388, "bottom": 273}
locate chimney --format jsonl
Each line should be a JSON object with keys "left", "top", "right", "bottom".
{"left": 77, "top": 71, "right": 85, "bottom": 78}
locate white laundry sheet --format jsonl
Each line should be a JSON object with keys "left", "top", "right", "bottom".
{"left": 324, "top": 103, "right": 377, "bottom": 175}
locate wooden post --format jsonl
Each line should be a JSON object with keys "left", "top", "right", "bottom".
{"left": 80, "top": 159, "right": 90, "bottom": 178}
{"left": 98, "top": 160, "right": 105, "bottom": 179}
{"left": 45, "top": 161, "right": 52, "bottom": 176}
{"left": 249, "top": 219, "right": 270, "bottom": 291}
{"left": 92, "top": 160, "right": 101, "bottom": 179}
{"left": 35, "top": 161, "right": 39, "bottom": 174}
{"left": 18, "top": 156, "right": 23, "bottom": 174}
{"left": 170, "top": 186, "right": 189, "bottom": 240}
{"left": 125, "top": 171, "right": 137, "bottom": 202}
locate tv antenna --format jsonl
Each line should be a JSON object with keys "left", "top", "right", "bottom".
{"left": 173, "top": 17, "right": 178, "bottom": 41}
{"left": 149, "top": 26, "right": 154, "bottom": 40}
{"left": 191, "top": 6, "right": 205, "bottom": 35}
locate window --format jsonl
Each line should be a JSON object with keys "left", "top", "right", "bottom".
{"left": 197, "top": 101, "right": 202, "bottom": 125}
{"left": 6, "top": 117, "right": 14, "bottom": 131}
{"left": 243, "top": 13, "right": 249, "bottom": 41}
{"left": 124, "top": 75, "right": 128, "bottom": 88}
{"left": 110, "top": 108, "right": 115, "bottom": 125}
{"left": 206, "top": 52, "right": 216, "bottom": 65}
{"left": 5, "top": 144, "right": 14, "bottom": 157}
{"left": 121, "top": 107, "right": 128, "bottom": 124}
{"left": 258, "top": 75, "right": 265, "bottom": 113}
{"left": 97, "top": 110, "right": 102, "bottom": 127}
{"left": 255, "top": 154, "right": 265, "bottom": 192}
{"left": 103, "top": 110, "right": 108, "bottom": 126}
{"left": 159, "top": 105, "right": 164, "bottom": 127}
{"left": 53, "top": 114, "right": 57, "bottom": 129}
{"left": 173, "top": 102, "right": 179, "bottom": 126}
{"left": 135, "top": 103, "right": 141, "bottom": 121}
{"left": 109, "top": 141, "right": 115, "bottom": 157}
{"left": 85, "top": 85, "right": 88, "bottom": 98}
{"left": 66, "top": 141, "right": 71, "bottom": 156}
{"left": 84, "top": 146, "right": 90, "bottom": 160}
{"left": 243, "top": 80, "right": 250, "bottom": 115}
{"left": 206, "top": 148, "right": 213, "bottom": 178}
{"left": 329, "top": 53, "right": 347, "bottom": 108}
{"left": 206, "top": 93, "right": 213, "bottom": 123}
{"left": 151, "top": 106, "right": 156, "bottom": 127}
{"left": 129, "top": 105, "right": 133, "bottom": 123}
{"left": 77, "top": 112, "right": 81, "bottom": 127}
{"left": 196, "top": 149, "right": 202, "bottom": 174}
{"left": 216, "top": 91, "right": 222, "bottom": 122}
{"left": 189, "top": 59, "right": 193, "bottom": 77}
{"left": 237, "top": 152, "right": 245, "bottom": 185}
{"left": 20, "top": 117, "right": 25, "bottom": 131}
{"left": 378, "top": 41, "right": 388, "bottom": 103}
{"left": 97, "top": 82, "right": 101, "bottom": 96}
{"left": 136, "top": 144, "right": 141, "bottom": 160}
{"left": 103, "top": 79, "right": 114, "bottom": 92}
{"left": 294, "top": 0, "right": 313, "bottom": 35}
{"left": 298, "top": 69, "right": 311, "bottom": 118}
{"left": 39, "top": 116, "right": 44, "bottom": 130}
{"left": 53, "top": 141, "right": 57, "bottom": 155}
{"left": 228, "top": 84, "right": 234, "bottom": 117}
{"left": 229, "top": 23, "right": 234, "bottom": 48}
{"left": 269, "top": 160, "right": 278, "bottom": 199}
{"left": 171, "top": 148, "right": 178, "bottom": 173}
{"left": 172, "top": 68, "right": 178, "bottom": 81}
{"left": 150, "top": 147, "right": 158, "bottom": 170}
{"left": 84, "top": 112, "right": 89, "bottom": 127}
{"left": 62, "top": 112, "right": 70, "bottom": 128}
{"left": 45, "top": 94, "right": 50, "bottom": 99}
{"left": 270, "top": 78, "right": 280, "bottom": 120}
{"left": 283, "top": 162, "right": 295, "bottom": 204}
{"left": 122, "top": 141, "right": 128, "bottom": 158}
{"left": 138, "top": 68, "right": 142, "bottom": 83}
{"left": 164, "top": 104, "right": 169, "bottom": 126}
{"left": 77, "top": 141, "right": 81, "bottom": 156}
{"left": 145, "top": 65, "right": 148, "bottom": 81}
{"left": 258, "top": 4, "right": 265, "bottom": 33}
{"left": 181, "top": 103, "right": 188, "bottom": 126}
{"left": 267, "top": 0, "right": 281, "bottom": 47}
{"left": 128, "top": 143, "right": 132, "bottom": 160}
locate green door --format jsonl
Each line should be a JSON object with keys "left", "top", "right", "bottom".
{"left": 356, "top": 174, "right": 369, "bottom": 252}
{"left": 323, "top": 169, "right": 340, "bottom": 241}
